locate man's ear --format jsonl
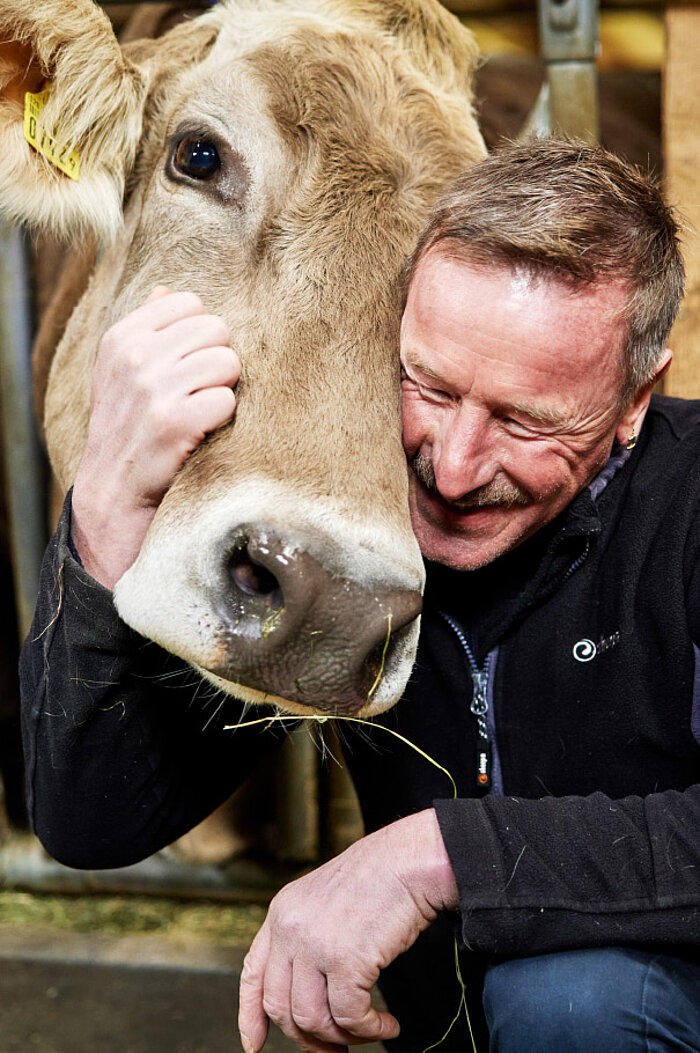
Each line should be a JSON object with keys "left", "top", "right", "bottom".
{"left": 0, "top": 0, "right": 151, "bottom": 241}
{"left": 615, "top": 348, "right": 673, "bottom": 447}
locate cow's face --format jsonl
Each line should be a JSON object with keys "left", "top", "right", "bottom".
{"left": 0, "top": 0, "right": 485, "bottom": 715}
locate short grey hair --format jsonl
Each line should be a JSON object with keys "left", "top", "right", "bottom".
{"left": 404, "top": 139, "right": 685, "bottom": 402}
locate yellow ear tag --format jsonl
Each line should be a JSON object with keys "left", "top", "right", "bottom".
{"left": 23, "top": 89, "right": 80, "bottom": 182}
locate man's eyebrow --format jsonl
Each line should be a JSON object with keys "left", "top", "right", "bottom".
{"left": 403, "top": 354, "right": 569, "bottom": 426}
{"left": 402, "top": 354, "right": 446, "bottom": 384}
{"left": 507, "top": 400, "right": 568, "bottom": 427}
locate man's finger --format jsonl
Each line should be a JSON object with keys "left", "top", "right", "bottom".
{"left": 290, "top": 958, "right": 359, "bottom": 1046}
{"left": 240, "top": 939, "right": 350, "bottom": 1053}
{"left": 326, "top": 977, "right": 400, "bottom": 1044}
{"left": 239, "top": 932, "right": 271, "bottom": 1053}
{"left": 105, "top": 291, "right": 207, "bottom": 348}
{"left": 159, "top": 313, "right": 232, "bottom": 358}
{"left": 186, "top": 386, "right": 237, "bottom": 437}
{"left": 177, "top": 345, "right": 240, "bottom": 394}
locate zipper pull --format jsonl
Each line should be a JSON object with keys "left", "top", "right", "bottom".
{"left": 471, "top": 671, "right": 491, "bottom": 789}
{"left": 470, "top": 671, "right": 488, "bottom": 716}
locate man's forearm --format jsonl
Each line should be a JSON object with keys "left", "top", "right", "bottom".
{"left": 20, "top": 494, "right": 284, "bottom": 869}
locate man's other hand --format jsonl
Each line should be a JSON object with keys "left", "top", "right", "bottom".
{"left": 238, "top": 808, "right": 458, "bottom": 1053}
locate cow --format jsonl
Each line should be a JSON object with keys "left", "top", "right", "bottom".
{"left": 0, "top": 0, "right": 485, "bottom": 718}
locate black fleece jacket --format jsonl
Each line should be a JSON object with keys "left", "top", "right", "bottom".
{"left": 19, "top": 394, "right": 700, "bottom": 1046}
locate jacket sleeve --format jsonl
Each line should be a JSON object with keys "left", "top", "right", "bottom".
{"left": 434, "top": 787, "right": 700, "bottom": 957}
{"left": 20, "top": 492, "right": 288, "bottom": 870}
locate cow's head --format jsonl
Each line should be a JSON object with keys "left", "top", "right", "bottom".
{"left": 1, "top": 0, "right": 485, "bottom": 716}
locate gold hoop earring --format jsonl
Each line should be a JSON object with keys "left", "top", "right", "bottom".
{"left": 626, "top": 433, "right": 637, "bottom": 451}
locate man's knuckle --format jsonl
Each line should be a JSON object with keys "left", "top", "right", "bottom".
{"left": 333, "top": 1007, "right": 367, "bottom": 1032}
{"left": 144, "top": 395, "right": 164, "bottom": 424}
{"left": 131, "top": 366, "right": 153, "bottom": 396}
{"left": 147, "top": 399, "right": 177, "bottom": 438}
{"left": 267, "top": 897, "right": 299, "bottom": 932}
{"left": 321, "top": 947, "right": 348, "bottom": 974}
{"left": 292, "top": 1010, "right": 328, "bottom": 1036}
{"left": 261, "top": 995, "right": 289, "bottom": 1026}
{"left": 336, "top": 998, "right": 368, "bottom": 1023}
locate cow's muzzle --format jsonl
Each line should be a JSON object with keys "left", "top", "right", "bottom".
{"left": 207, "top": 529, "right": 422, "bottom": 715}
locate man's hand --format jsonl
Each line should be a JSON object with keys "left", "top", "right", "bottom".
{"left": 238, "top": 808, "right": 458, "bottom": 1053}
{"left": 71, "top": 286, "right": 240, "bottom": 588}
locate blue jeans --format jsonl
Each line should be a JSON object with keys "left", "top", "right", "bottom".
{"left": 483, "top": 947, "right": 700, "bottom": 1052}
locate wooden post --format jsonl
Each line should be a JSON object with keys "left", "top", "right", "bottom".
{"left": 664, "top": 3, "right": 700, "bottom": 398}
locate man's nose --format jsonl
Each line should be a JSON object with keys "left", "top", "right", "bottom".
{"left": 433, "top": 406, "right": 495, "bottom": 500}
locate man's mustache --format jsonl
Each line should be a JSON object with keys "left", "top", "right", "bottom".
{"left": 410, "top": 453, "right": 530, "bottom": 511}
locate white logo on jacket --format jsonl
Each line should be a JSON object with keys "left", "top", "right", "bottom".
{"left": 572, "top": 631, "right": 621, "bottom": 663}
{"left": 573, "top": 639, "right": 597, "bottom": 662}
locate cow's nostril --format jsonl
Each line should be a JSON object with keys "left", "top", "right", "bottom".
{"left": 212, "top": 529, "right": 423, "bottom": 710}
{"left": 228, "top": 547, "right": 284, "bottom": 609}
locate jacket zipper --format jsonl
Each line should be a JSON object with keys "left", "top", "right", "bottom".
{"left": 435, "top": 539, "right": 591, "bottom": 795}
{"left": 561, "top": 537, "right": 591, "bottom": 586}
{"left": 439, "top": 610, "right": 497, "bottom": 792}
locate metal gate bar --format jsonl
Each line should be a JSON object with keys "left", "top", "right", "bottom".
{"left": 0, "top": 222, "right": 47, "bottom": 644}
{"left": 537, "top": 0, "right": 600, "bottom": 142}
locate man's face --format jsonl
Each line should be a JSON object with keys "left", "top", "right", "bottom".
{"left": 400, "top": 248, "right": 633, "bottom": 570}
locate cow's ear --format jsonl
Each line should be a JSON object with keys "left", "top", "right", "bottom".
{"left": 0, "top": 0, "right": 150, "bottom": 241}
{"left": 119, "top": 1, "right": 217, "bottom": 45}
{"left": 334, "top": 0, "right": 480, "bottom": 93}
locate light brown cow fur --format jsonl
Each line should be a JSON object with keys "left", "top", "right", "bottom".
{"left": 41, "top": 2, "right": 483, "bottom": 491}
{"left": 1, "top": 0, "right": 486, "bottom": 714}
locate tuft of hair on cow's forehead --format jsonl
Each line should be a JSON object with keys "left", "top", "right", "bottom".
{"left": 218, "top": 0, "right": 482, "bottom": 88}
{"left": 206, "top": 0, "right": 480, "bottom": 122}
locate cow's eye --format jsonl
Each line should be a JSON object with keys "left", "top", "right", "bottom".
{"left": 173, "top": 138, "right": 221, "bottom": 180}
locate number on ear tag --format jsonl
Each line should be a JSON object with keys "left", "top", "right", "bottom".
{"left": 24, "top": 89, "right": 80, "bottom": 182}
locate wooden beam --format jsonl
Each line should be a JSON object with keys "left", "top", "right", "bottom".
{"left": 664, "top": 4, "right": 700, "bottom": 398}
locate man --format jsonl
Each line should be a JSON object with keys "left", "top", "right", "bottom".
{"left": 20, "top": 140, "right": 700, "bottom": 1053}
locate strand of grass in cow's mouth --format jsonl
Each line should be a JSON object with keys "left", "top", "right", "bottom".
{"left": 366, "top": 614, "right": 392, "bottom": 702}
{"left": 222, "top": 713, "right": 476, "bottom": 1053}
